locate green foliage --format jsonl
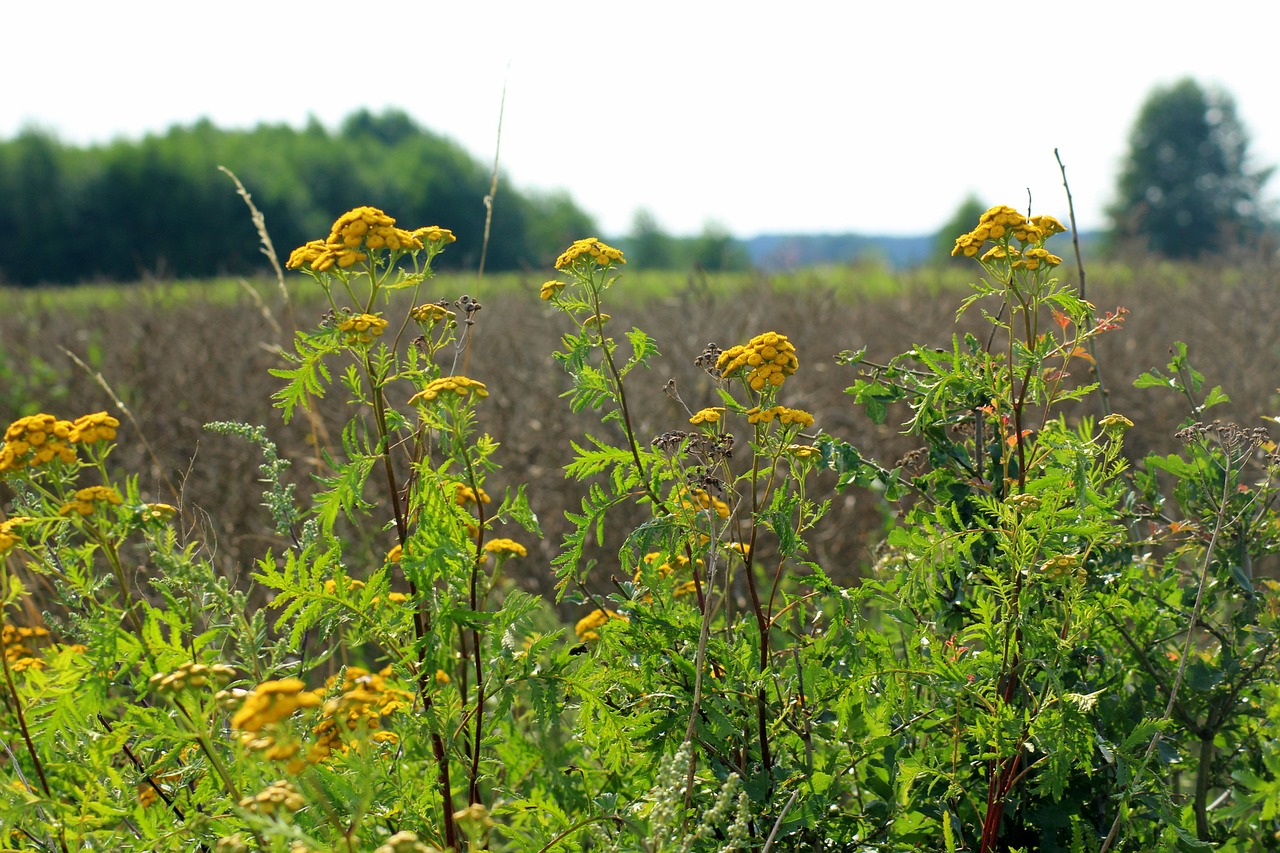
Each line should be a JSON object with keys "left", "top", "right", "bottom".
{"left": 2, "top": 194, "right": 1279, "bottom": 852}
{"left": 1109, "top": 78, "right": 1274, "bottom": 258}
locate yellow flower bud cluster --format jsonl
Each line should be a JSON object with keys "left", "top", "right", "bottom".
{"left": 149, "top": 661, "right": 236, "bottom": 695}
{"left": 1012, "top": 247, "right": 1063, "bottom": 271}
{"left": 337, "top": 313, "right": 388, "bottom": 347}
{"left": 57, "top": 485, "right": 123, "bottom": 517}
{"left": 746, "top": 406, "right": 815, "bottom": 428}
{"left": 483, "top": 538, "right": 528, "bottom": 558}
{"left": 787, "top": 444, "right": 819, "bottom": 459}
{"left": 411, "top": 225, "right": 456, "bottom": 245}
{"left": 952, "top": 206, "right": 1068, "bottom": 258}
{"left": 717, "top": 332, "right": 799, "bottom": 392}
{"left": 216, "top": 834, "right": 251, "bottom": 853}
{"left": 554, "top": 237, "right": 626, "bottom": 271}
{"left": 239, "top": 780, "right": 305, "bottom": 816}
{"left": 2, "top": 624, "right": 50, "bottom": 673}
{"left": 0, "top": 517, "right": 34, "bottom": 556}
{"left": 408, "top": 375, "right": 490, "bottom": 404}
{"left": 387, "top": 544, "right": 403, "bottom": 563}
{"left": 0, "top": 414, "right": 77, "bottom": 474}
{"left": 1099, "top": 413, "right": 1135, "bottom": 436}
{"left": 680, "top": 488, "right": 731, "bottom": 519}
{"left": 688, "top": 407, "right": 725, "bottom": 426}
{"left": 138, "top": 502, "right": 178, "bottom": 524}
{"left": 574, "top": 608, "right": 628, "bottom": 641}
{"left": 69, "top": 411, "right": 120, "bottom": 444}
{"left": 540, "top": 279, "right": 566, "bottom": 300}
{"left": 309, "top": 666, "right": 411, "bottom": 764}
{"left": 374, "top": 830, "right": 440, "bottom": 853}
{"left": 1040, "top": 553, "right": 1085, "bottom": 582}
{"left": 410, "top": 303, "right": 455, "bottom": 325}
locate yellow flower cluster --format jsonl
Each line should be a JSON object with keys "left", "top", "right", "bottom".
{"left": 230, "top": 678, "right": 322, "bottom": 733}
{"left": 717, "top": 332, "right": 799, "bottom": 391}
{"left": 408, "top": 376, "right": 490, "bottom": 404}
{"left": 0, "top": 414, "right": 77, "bottom": 474}
{"left": 951, "top": 206, "right": 1068, "bottom": 258}
{"left": 633, "top": 552, "right": 702, "bottom": 582}
{"left": 555, "top": 237, "right": 626, "bottom": 271}
{"left": 387, "top": 544, "right": 403, "bottom": 563}
{"left": 0, "top": 516, "right": 33, "bottom": 556}
{"left": 239, "top": 780, "right": 305, "bottom": 816}
{"left": 681, "top": 488, "right": 731, "bottom": 519}
{"left": 149, "top": 661, "right": 236, "bottom": 695}
{"left": 70, "top": 411, "right": 120, "bottom": 444}
{"left": 412, "top": 225, "right": 456, "bottom": 245}
{"left": 454, "top": 483, "right": 491, "bottom": 506}
{"left": 540, "top": 279, "right": 566, "bottom": 300}
{"left": 411, "top": 303, "right": 455, "bottom": 325}
{"left": 484, "top": 538, "right": 527, "bottom": 558}
{"left": 689, "top": 407, "right": 725, "bottom": 426}
{"left": 310, "top": 666, "right": 411, "bottom": 763}
{"left": 788, "top": 444, "right": 819, "bottom": 458}
{"left": 287, "top": 206, "right": 429, "bottom": 272}
{"left": 673, "top": 580, "right": 699, "bottom": 598}
{"left": 574, "top": 608, "right": 627, "bottom": 641}
{"left": 746, "top": 406, "right": 815, "bottom": 428}
{"left": 337, "top": 313, "right": 388, "bottom": 347}
{"left": 57, "top": 485, "right": 123, "bottom": 517}
{"left": 2, "top": 624, "right": 49, "bottom": 673}
{"left": 374, "top": 831, "right": 440, "bottom": 853}
{"left": 1012, "top": 247, "right": 1064, "bottom": 271}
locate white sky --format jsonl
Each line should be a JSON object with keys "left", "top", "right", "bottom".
{"left": 5, "top": 1, "right": 1277, "bottom": 238}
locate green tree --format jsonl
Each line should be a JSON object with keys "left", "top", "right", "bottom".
{"left": 626, "top": 208, "right": 677, "bottom": 269}
{"left": 1109, "top": 78, "right": 1273, "bottom": 257}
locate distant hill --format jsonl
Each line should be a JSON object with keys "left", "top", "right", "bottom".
{"left": 742, "top": 233, "right": 934, "bottom": 270}
{"left": 741, "top": 231, "right": 1103, "bottom": 271}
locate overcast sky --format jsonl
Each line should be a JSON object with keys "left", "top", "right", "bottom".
{"left": 5, "top": 1, "right": 1277, "bottom": 238}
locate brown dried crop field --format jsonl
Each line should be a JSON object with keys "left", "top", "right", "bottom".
{"left": 4, "top": 255, "right": 1280, "bottom": 601}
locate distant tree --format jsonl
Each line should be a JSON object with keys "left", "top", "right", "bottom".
{"left": 1109, "top": 78, "right": 1273, "bottom": 257}
{"left": 627, "top": 209, "right": 677, "bottom": 269}
{"left": 933, "top": 193, "right": 988, "bottom": 261}
{"left": 690, "top": 222, "right": 750, "bottom": 272}
{"left": 0, "top": 111, "right": 598, "bottom": 285}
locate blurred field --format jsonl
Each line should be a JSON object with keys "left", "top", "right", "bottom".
{"left": 3, "top": 255, "right": 1280, "bottom": 599}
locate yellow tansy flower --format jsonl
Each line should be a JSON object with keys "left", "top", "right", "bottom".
{"left": 574, "top": 608, "right": 627, "bottom": 641}
{"left": 484, "top": 538, "right": 528, "bottom": 558}
{"left": 689, "top": 407, "right": 725, "bottom": 426}
{"left": 555, "top": 237, "right": 626, "bottom": 271}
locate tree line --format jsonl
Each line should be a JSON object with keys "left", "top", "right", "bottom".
{"left": 0, "top": 109, "right": 596, "bottom": 286}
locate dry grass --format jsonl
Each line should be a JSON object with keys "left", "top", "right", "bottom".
{"left": 4, "top": 255, "right": 1279, "bottom": 601}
